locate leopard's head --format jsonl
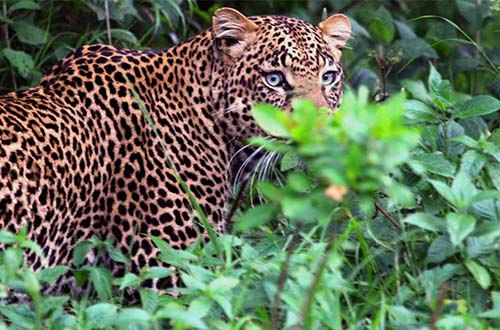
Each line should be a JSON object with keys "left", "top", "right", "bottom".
{"left": 210, "top": 8, "right": 351, "bottom": 142}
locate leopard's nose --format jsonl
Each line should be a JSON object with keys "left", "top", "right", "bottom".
{"left": 295, "top": 83, "right": 329, "bottom": 109}
{"left": 303, "top": 87, "right": 328, "bottom": 109}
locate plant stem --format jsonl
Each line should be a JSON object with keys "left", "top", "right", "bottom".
{"left": 295, "top": 230, "right": 336, "bottom": 330}
{"left": 271, "top": 222, "right": 302, "bottom": 330}
{"left": 104, "top": 0, "right": 112, "bottom": 44}
{"left": 374, "top": 202, "right": 401, "bottom": 230}
{"left": 2, "top": 0, "right": 9, "bottom": 49}
{"left": 2, "top": 0, "right": 17, "bottom": 90}
{"left": 227, "top": 177, "right": 249, "bottom": 222}
{"left": 430, "top": 283, "right": 450, "bottom": 330}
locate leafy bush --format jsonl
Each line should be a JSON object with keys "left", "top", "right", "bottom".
{"left": 3, "top": 65, "right": 500, "bottom": 327}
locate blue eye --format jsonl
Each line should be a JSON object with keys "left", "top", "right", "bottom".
{"left": 265, "top": 72, "right": 284, "bottom": 87}
{"left": 322, "top": 71, "right": 337, "bottom": 85}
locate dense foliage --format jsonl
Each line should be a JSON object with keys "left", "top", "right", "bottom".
{"left": 1, "top": 0, "right": 500, "bottom": 329}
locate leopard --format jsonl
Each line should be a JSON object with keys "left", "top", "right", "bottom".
{"left": 0, "top": 7, "right": 351, "bottom": 293}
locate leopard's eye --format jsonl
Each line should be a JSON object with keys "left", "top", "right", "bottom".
{"left": 321, "top": 71, "right": 337, "bottom": 85}
{"left": 265, "top": 72, "right": 284, "bottom": 87}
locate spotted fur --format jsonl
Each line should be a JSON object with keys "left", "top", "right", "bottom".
{"left": 0, "top": 8, "right": 351, "bottom": 292}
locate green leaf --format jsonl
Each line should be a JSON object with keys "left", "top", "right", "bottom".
{"left": 410, "top": 153, "right": 456, "bottom": 178}
{"left": 208, "top": 277, "right": 238, "bottom": 294}
{"left": 459, "top": 116, "right": 488, "bottom": 140}
{"left": 214, "top": 294, "right": 233, "bottom": 318}
{"left": 473, "top": 221, "right": 500, "bottom": 242}
{"left": 421, "top": 126, "right": 439, "bottom": 151}
{"left": 252, "top": 103, "right": 292, "bottom": 138}
{"left": 479, "top": 293, "right": 500, "bottom": 318}
{"left": 429, "top": 179, "right": 456, "bottom": 206}
{"left": 23, "top": 271, "right": 40, "bottom": 298}
{"left": 439, "top": 121, "right": 465, "bottom": 158}
{"left": 452, "top": 135, "right": 478, "bottom": 148}
{"left": 470, "top": 190, "right": 500, "bottom": 204}
{"left": 114, "top": 308, "right": 150, "bottom": 328}
{"left": 280, "top": 152, "right": 299, "bottom": 171}
{"left": 421, "top": 264, "right": 463, "bottom": 295}
{"left": 2, "top": 48, "right": 34, "bottom": 79}
{"left": 427, "top": 236, "right": 455, "bottom": 263}
{"left": 446, "top": 213, "right": 476, "bottom": 247}
{"left": 86, "top": 303, "right": 118, "bottom": 328}
{"left": 152, "top": 236, "right": 197, "bottom": 267}
{"left": 282, "top": 195, "right": 314, "bottom": 222}
{"left": 450, "top": 170, "right": 477, "bottom": 209}
{"left": 456, "top": 0, "right": 491, "bottom": 29}
{"left": 387, "top": 305, "right": 418, "bottom": 324}
{"left": 12, "top": 22, "right": 50, "bottom": 45}
{"left": 401, "top": 79, "right": 432, "bottom": 103}
{"left": 487, "top": 163, "right": 500, "bottom": 190}
{"left": 403, "top": 213, "right": 444, "bottom": 232}
{"left": 4, "top": 249, "right": 23, "bottom": 278}
{"left": 235, "top": 204, "right": 279, "bottom": 232}
{"left": 394, "top": 20, "right": 417, "bottom": 39}
{"left": 472, "top": 200, "right": 500, "bottom": 221}
{"left": 85, "top": 0, "right": 139, "bottom": 22}
{"left": 73, "top": 241, "right": 93, "bottom": 266}
{"left": 156, "top": 302, "right": 207, "bottom": 329}
{"left": 453, "top": 95, "right": 500, "bottom": 119}
{"left": 140, "top": 289, "right": 158, "bottom": 314}
{"left": 187, "top": 297, "right": 212, "bottom": 319}
{"left": 466, "top": 236, "right": 494, "bottom": 258}
{"left": 0, "top": 231, "right": 17, "bottom": 244}
{"left": 403, "top": 100, "right": 442, "bottom": 124}
{"left": 482, "top": 141, "right": 500, "bottom": 162}
{"left": 350, "top": 17, "right": 370, "bottom": 38}
{"left": 9, "top": 0, "right": 40, "bottom": 12}
{"left": 143, "top": 266, "right": 173, "bottom": 280}
{"left": 460, "top": 150, "right": 486, "bottom": 178}
{"left": 107, "top": 246, "right": 129, "bottom": 264}
{"left": 19, "top": 240, "right": 43, "bottom": 257}
{"left": 38, "top": 266, "right": 68, "bottom": 284}
{"left": 290, "top": 98, "right": 319, "bottom": 142}
{"left": 180, "top": 273, "right": 206, "bottom": 291}
{"left": 465, "top": 260, "right": 491, "bottom": 289}
{"left": 110, "top": 29, "right": 138, "bottom": 44}
{"left": 428, "top": 64, "right": 453, "bottom": 110}
{"left": 288, "top": 171, "right": 312, "bottom": 192}
{"left": 0, "top": 305, "right": 34, "bottom": 328}
{"left": 491, "top": 291, "right": 500, "bottom": 309}
{"left": 385, "top": 180, "right": 415, "bottom": 208}
{"left": 82, "top": 266, "right": 113, "bottom": 301}
{"left": 119, "top": 273, "right": 141, "bottom": 290}
{"left": 368, "top": 7, "right": 394, "bottom": 44}
{"left": 391, "top": 38, "right": 438, "bottom": 60}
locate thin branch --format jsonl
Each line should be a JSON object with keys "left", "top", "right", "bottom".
{"left": 271, "top": 222, "right": 303, "bottom": 330}
{"left": 2, "top": 0, "right": 17, "bottom": 90}
{"left": 227, "top": 178, "right": 249, "bottom": 222}
{"left": 104, "top": 0, "right": 112, "bottom": 44}
{"left": 374, "top": 202, "right": 401, "bottom": 230}
{"left": 2, "top": 0, "right": 10, "bottom": 49}
{"left": 430, "top": 283, "right": 450, "bottom": 330}
{"left": 295, "top": 231, "right": 336, "bottom": 330}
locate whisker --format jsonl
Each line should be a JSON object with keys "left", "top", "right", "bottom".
{"left": 257, "top": 151, "right": 274, "bottom": 183}
{"left": 212, "top": 103, "right": 238, "bottom": 118}
{"left": 263, "top": 152, "right": 279, "bottom": 182}
{"left": 227, "top": 124, "right": 248, "bottom": 145}
{"left": 232, "top": 145, "right": 265, "bottom": 195}
{"left": 228, "top": 143, "right": 254, "bottom": 170}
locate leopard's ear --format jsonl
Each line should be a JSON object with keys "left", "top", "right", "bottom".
{"left": 212, "top": 8, "right": 257, "bottom": 60}
{"left": 319, "top": 14, "right": 351, "bottom": 60}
